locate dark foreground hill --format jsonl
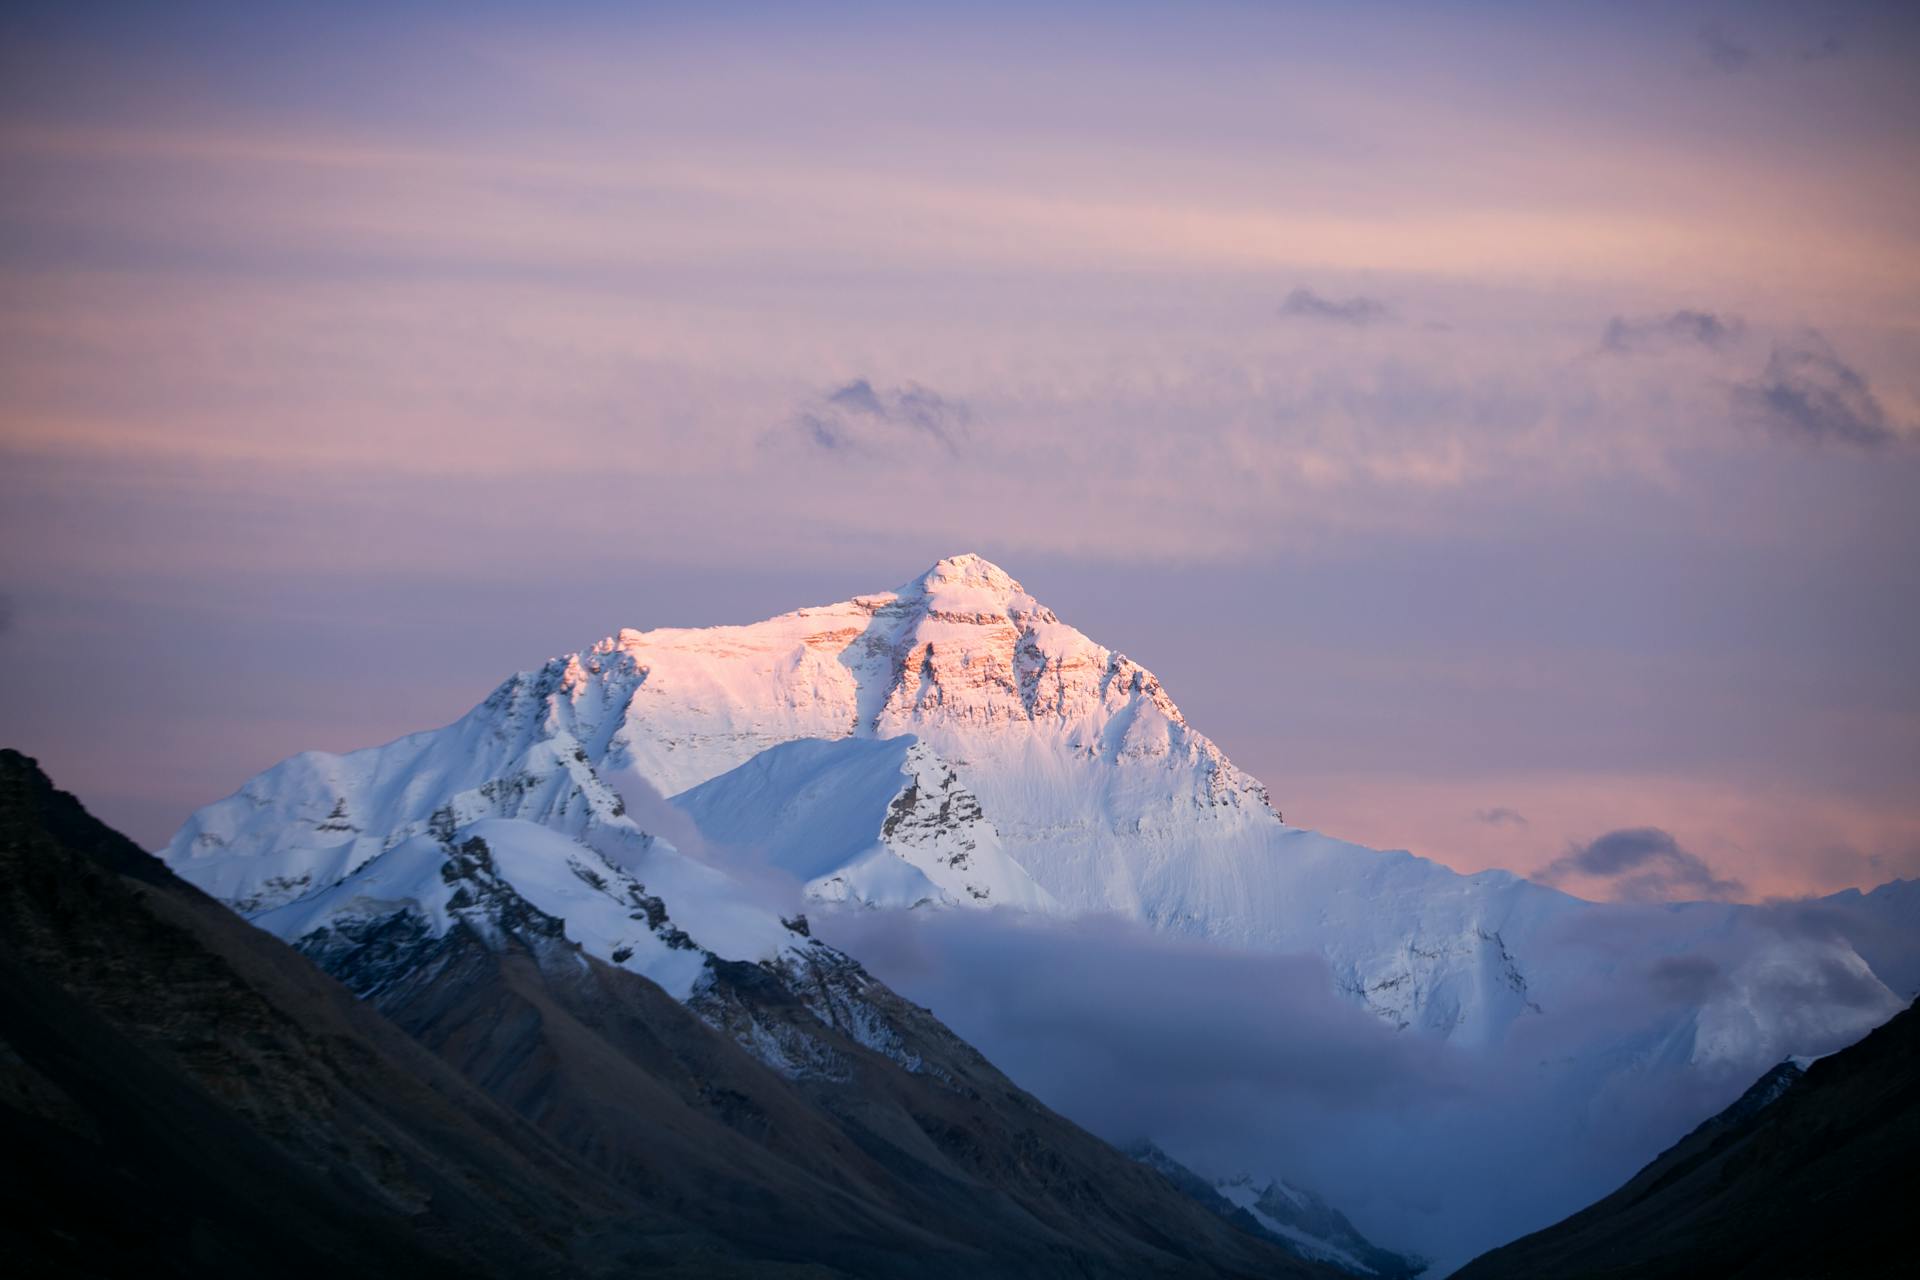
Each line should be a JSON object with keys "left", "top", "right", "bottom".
{"left": 0, "top": 750, "right": 613, "bottom": 1278}
{"left": 1455, "top": 998, "right": 1919, "bottom": 1279}
{"left": 0, "top": 748, "right": 1327, "bottom": 1278}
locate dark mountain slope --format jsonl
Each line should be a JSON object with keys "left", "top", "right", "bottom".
{"left": 0, "top": 748, "right": 631, "bottom": 1279}
{"left": 1455, "top": 1001, "right": 1919, "bottom": 1280}
{"left": 1, "top": 749, "right": 1329, "bottom": 1278}
{"left": 327, "top": 845, "right": 1336, "bottom": 1278}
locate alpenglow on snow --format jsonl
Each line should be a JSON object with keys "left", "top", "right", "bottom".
{"left": 163, "top": 554, "right": 1910, "bottom": 1066}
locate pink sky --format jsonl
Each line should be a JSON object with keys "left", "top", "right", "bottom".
{"left": 2, "top": 1, "right": 1917, "bottom": 901}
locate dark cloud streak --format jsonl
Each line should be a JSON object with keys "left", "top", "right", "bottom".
{"left": 1733, "top": 333, "right": 1893, "bottom": 449}
{"left": 1601, "top": 309, "right": 1742, "bottom": 353}
{"left": 826, "top": 378, "right": 887, "bottom": 417}
{"left": 791, "top": 378, "right": 970, "bottom": 455}
{"left": 1697, "top": 24, "right": 1753, "bottom": 72}
{"left": 1540, "top": 826, "right": 1745, "bottom": 902}
{"left": 1280, "top": 287, "right": 1388, "bottom": 326}
{"left": 1798, "top": 33, "right": 1845, "bottom": 63}
{"left": 1474, "top": 806, "right": 1529, "bottom": 828}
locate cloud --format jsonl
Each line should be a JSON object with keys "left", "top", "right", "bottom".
{"left": 1474, "top": 806, "right": 1529, "bottom": 828}
{"left": 1798, "top": 33, "right": 1845, "bottom": 63}
{"left": 1733, "top": 333, "right": 1893, "bottom": 448}
{"left": 791, "top": 378, "right": 970, "bottom": 454}
{"left": 826, "top": 378, "right": 887, "bottom": 417}
{"left": 814, "top": 895, "right": 1904, "bottom": 1272}
{"left": 1539, "top": 826, "right": 1746, "bottom": 902}
{"left": 1647, "top": 953, "right": 1731, "bottom": 1004}
{"left": 1600, "top": 309, "right": 1742, "bottom": 354}
{"left": 831, "top": 911, "right": 1451, "bottom": 1110}
{"left": 1697, "top": 24, "right": 1753, "bottom": 72}
{"left": 1279, "top": 287, "right": 1388, "bottom": 326}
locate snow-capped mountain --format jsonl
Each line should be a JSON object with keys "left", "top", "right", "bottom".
{"left": 1128, "top": 1142, "right": 1423, "bottom": 1278}
{"left": 161, "top": 554, "right": 1912, "bottom": 1072}
{"left": 160, "top": 676, "right": 808, "bottom": 1004}
{"left": 1214, "top": 1175, "right": 1423, "bottom": 1278}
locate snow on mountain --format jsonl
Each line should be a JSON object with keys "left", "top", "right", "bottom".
{"left": 1215, "top": 1175, "right": 1417, "bottom": 1277}
{"left": 675, "top": 736, "right": 1055, "bottom": 911}
{"left": 1126, "top": 1141, "right": 1423, "bottom": 1278}
{"left": 160, "top": 554, "right": 1912, "bottom": 1069}
{"left": 560, "top": 552, "right": 1271, "bottom": 826}
{"left": 160, "top": 683, "right": 807, "bottom": 1002}
{"left": 1811, "top": 877, "right": 1920, "bottom": 1000}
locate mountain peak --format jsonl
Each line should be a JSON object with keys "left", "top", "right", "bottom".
{"left": 905, "top": 553, "right": 1023, "bottom": 598}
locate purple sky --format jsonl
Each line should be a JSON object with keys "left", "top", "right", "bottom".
{"left": 3, "top": 1, "right": 1917, "bottom": 900}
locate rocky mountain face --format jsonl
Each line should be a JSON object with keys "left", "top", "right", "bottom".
{"left": 676, "top": 735, "right": 1054, "bottom": 910}
{"left": 4, "top": 749, "right": 1339, "bottom": 1278}
{"left": 1454, "top": 1001, "right": 1918, "bottom": 1279}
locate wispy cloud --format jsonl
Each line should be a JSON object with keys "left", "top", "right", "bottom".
{"left": 1733, "top": 333, "right": 1894, "bottom": 448}
{"left": 1798, "top": 33, "right": 1845, "bottom": 63}
{"left": 1474, "top": 806, "right": 1529, "bottom": 828}
{"left": 1539, "top": 826, "right": 1745, "bottom": 902}
{"left": 1646, "top": 952, "right": 1731, "bottom": 1003}
{"left": 1279, "top": 287, "right": 1388, "bottom": 326}
{"left": 1600, "top": 309, "right": 1742, "bottom": 354}
{"left": 1697, "top": 24, "right": 1753, "bottom": 73}
{"left": 793, "top": 378, "right": 970, "bottom": 454}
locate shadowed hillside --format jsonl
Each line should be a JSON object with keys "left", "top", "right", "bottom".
{"left": 0, "top": 748, "right": 1329, "bottom": 1278}
{"left": 1456, "top": 1001, "right": 1918, "bottom": 1279}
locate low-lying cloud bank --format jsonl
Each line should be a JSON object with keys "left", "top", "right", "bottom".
{"left": 816, "top": 899, "right": 1910, "bottom": 1273}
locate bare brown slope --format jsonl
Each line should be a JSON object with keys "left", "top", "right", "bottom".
{"left": 1455, "top": 1003, "right": 1919, "bottom": 1280}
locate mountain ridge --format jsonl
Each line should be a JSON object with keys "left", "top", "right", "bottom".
{"left": 4, "top": 747, "right": 1344, "bottom": 1278}
{"left": 160, "top": 554, "right": 1912, "bottom": 1062}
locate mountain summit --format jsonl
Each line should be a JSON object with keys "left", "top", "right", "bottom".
{"left": 566, "top": 551, "right": 1272, "bottom": 815}
{"left": 911, "top": 550, "right": 1024, "bottom": 593}
{"left": 162, "top": 557, "right": 1909, "bottom": 1062}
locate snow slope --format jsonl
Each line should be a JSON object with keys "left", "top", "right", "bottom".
{"left": 676, "top": 736, "right": 1055, "bottom": 911}
{"left": 160, "top": 681, "right": 810, "bottom": 1001}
